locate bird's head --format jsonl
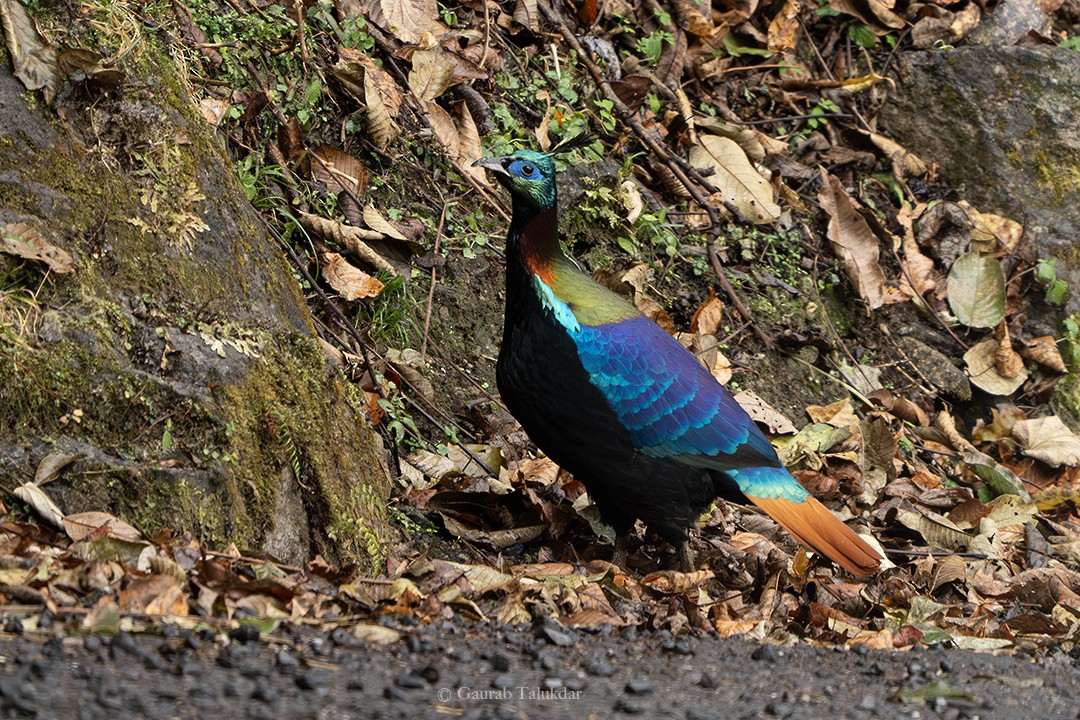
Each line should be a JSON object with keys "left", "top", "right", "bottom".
{"left": 473, "top": 150, "right": 556, "bottom": 217}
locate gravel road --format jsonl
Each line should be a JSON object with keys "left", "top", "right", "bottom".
{"left": 1, "top": 617, "right": 1078, "bottom": 719}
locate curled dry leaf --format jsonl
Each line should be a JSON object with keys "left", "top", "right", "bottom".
{"left": 964, "top": 338, "right": 1027, "bottom": 396}
{"left": 863, "top": 131, "right": 928, "bottom": 178}
{"left": 690, "top": 291, "right": 724, "bottom": 335}
{"left": 1012, "top": 416, "right": 1080, "bottom": 469}
{"left": 13, "top": 482, "right": 64, "bottom": 529}
{"left": 993, "top": 339, "right": 1025, "bottom": 379}
{"left": 968, "top": 206, "right": 1023, "bottom": 255}
{"left": 817, "top": 171, "right": 886, "bottom": 309}
{"left": 297, "top": 212, "right": 396, "bottom": 275}
{"left": 1, "top": 223, "right": 76, "bottom": 275}
{"left": 320, "top": 252, "right": 385, "bottom": 301}
{"left": 829, "top": 0, "right": 905, "bottom": 31}
{"left": 1020, "top": 336, "right": 1066, "bottom": 373}
{"left": 689, "top": 135, "right": 780, "bottom": 224}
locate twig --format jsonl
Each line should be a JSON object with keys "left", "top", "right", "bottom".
{"left": 420, "top": 201, "right": 449, "bottom": 362}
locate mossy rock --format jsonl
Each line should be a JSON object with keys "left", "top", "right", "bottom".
{"left": 0, "top": 44, "right": 392, "bottom": 569}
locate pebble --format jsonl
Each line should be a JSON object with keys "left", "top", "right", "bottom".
{"left": 448, "top": 647, "right": 473, "bottom": 663}
{"left": 296, "top": 670, "right": 320, "bottom": 691}
{"left": 394, "top": 673, "right": 426, "bottom": 689}
{"left": 751, "top": 645, "right": 779, "bottom": 662}
{"left": 276, "top": 649, "right": 299, "bottom": 671}
{"left": 251, "top": 680, "right": 277, "bottom": 702}
{"left": 698, "top": 672, "right": 719, "bottom": 689}
{"left": 624, "top": 679, "right": 655, "bottom": 695}
{"left": 490, "top": 653, "right": 512, "bottom": 672}
{"left": 614, "top": 697, "right": 645, "bottom": 714}
{"left": 583, "top": 655, "right": 617, "bottom": 677}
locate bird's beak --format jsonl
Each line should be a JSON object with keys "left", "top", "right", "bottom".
{"left": 472, "top": 156, "right": 510, "bottom": 177}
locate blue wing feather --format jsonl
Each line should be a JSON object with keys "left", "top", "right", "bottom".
{"left": 570, "top": 315, "right": 782, "bottom": 472}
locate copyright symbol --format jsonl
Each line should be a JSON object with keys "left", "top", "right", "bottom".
{"left": 437, "top": 688, "right": 451, "bottom": 703}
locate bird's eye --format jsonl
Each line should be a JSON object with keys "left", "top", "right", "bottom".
{"left": 521, "top": 163, "right": 535, "bottom": 177}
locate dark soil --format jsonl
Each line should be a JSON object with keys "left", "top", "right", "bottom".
{"left": 2, "top": 620, "right": 1078, "bottom": 720}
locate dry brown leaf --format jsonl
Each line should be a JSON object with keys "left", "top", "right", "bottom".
{"left": 1020, "top": 336, "right": 1066, "bottom": 373}
{"left": 512, "top": 0, "right": 540, "bottom": 31}
{"left": 320, "top": 252, "right": 385, "bottom": 300}
{"left": 817, "top": 171, "right": 886, "bottom": 309}
{"left": 119, "top": 574, "right": 189, "bottom": 615}
{"left": 312, "top": 146, "right": 371, "bottom": 198}
{"left": 296, "top": 213, "right": 396, "bottom": 275}
{"left": 864, "top": 131, "right": 928, "bottom": 178}
{"left": 964, "top": 339, "right": 1027, "bottom": 396}
{"left": 364, "top": 71, "right": 399, "bottom": 149}
{"left": 734, "top": 391, "right": 797, "bottom": 435}
{"left": 1, "top": 223, "right": 75, "bottom": 275}
{"left": 767, "top": 0, "right": 801, "bottom": 52}
{"left": 689, "top": 135, "right": 780, "bottom": 224}
{"left": 969, "top": 206, "right": 1023, "bottom": 255}
{"left": 0, "top": 0, "right": 59, "bottom": 102}
{"left": 806, "top": 398, "right": 859, "bottom": 429}
{"left": 670, "top": 0, "right": 715, "bottom": 36}
{"left": 13, "top": 482, "right": 64, "bottom": 528}
{"left": 362, "top": 206, "right": 407, "bottom": 240}
{"left": 641, "top": 569, "right": 714, "bottom": 594}
{"left": 63, "top": 511, "right": 144, "bottom": 543}
{"left": 424, "top": 99, "right": 460, "bottom": 157}
{"left": 830, "top": 0, "right": 905, "bottom": 30}
{"left": 1012, "top": 416, "right": 1080, "bottom": 469}
{"left": 348, "top": 0, "right": 444, "bottom": 44}
{"left": 407, "top": 35, "right": 455, "bottom": 101}
{"left": 454, "top": 100, "right": 486, "bottom": 183}
{"left": 690, "top": 291, "right": 724, "bottom": 335}
{"left": 993, "top": 340, "right": 1024, "bottom": 379}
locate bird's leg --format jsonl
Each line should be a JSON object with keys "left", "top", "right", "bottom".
{"left": 677, "top": 541, "right": 695, "bottom": 573}
{"left": 611, "top": 534, "right": 630, "bottom": 568}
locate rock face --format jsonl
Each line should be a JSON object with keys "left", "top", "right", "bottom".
{"left": 0, "top": 49, "right": 392, "bottom": 568}
{"left": 880, "top": 46, "right": 1080, "bottom": 315}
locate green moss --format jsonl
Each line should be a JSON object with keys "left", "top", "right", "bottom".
{"left": 0, "top": 26, "right": 392, "bottom": 569}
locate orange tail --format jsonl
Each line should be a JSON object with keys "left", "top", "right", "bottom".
{"left": 749, "top": 496, "right": 881, "bottom": 575}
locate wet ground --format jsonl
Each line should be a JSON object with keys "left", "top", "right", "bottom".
{"left": 1, "top": 618, "right": 1078, "bottom": 719}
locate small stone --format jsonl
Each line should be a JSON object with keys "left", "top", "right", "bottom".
{"left": 251, "top": 681, "right": 277, "bottom": 703}
{"left": 295, "top": 671, "right": 319, "bottom": 691}
{"left": 583, "top": 656, "right": 617, "bottom": 678}
{"left": 491, "top": 674, "right": 514, "bottom": 689}
{"left": 751, "top": 645, "right": 778, "bottom": 662}
{"left": 491, "top": 653, "right": 512, "bottom": 672}
{"left": 614, "top": 697, "right": 644, "bottom": 714}
{"left": 698, "top": 672, "right": 719, "bottom": 690}
{"left": 383, "top": 685, "right": 411, "bottom": 701}
{"left": 276, "top": 650, "right": 299, "bottom": 671}
{"left": 765, "top": 702, "right": 794, "bottom": 717}
{"left": 624, "top": 679, "right": 655, "bottom": 695}
{"left": 448, "top": 647, "right": 473, "bottom": 663}
{"left": 223, "top": 683, "right": 239, "bottom": 698}
{"left": 394, "top": 673, "right": 426, "bottom": 689}
{"left": 84, "top": 635, "right": 102, "bottom": 653}
{"left": 852, "top": 643, "right": 869, "bottom": 657}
